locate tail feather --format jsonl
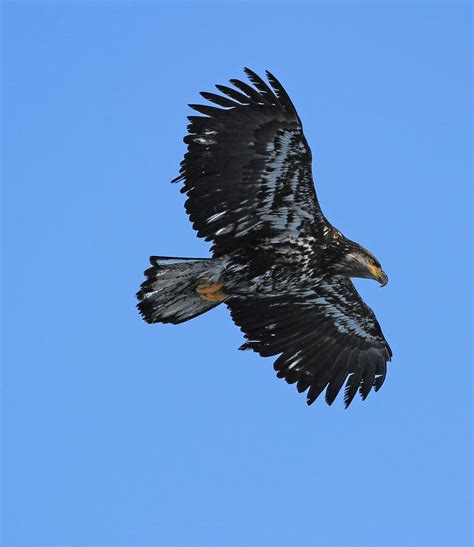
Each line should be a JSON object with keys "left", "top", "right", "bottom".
{"left": 136, "top": 256, "right": 221, "bottom": 324}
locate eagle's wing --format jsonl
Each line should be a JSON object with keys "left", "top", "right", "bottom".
{"left": 172, "top": 68, "right": 329, "bottom": 256}
{"left": 227, "top": 277, "right": 392, "bottom": 407}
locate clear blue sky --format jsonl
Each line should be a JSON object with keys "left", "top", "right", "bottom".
{"left": 2, "top": 2, "right": 472, "bottom": 546}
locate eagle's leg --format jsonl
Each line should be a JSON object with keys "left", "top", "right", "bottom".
{"left": 196, "top": 281, "right": 228, "bottom": 302}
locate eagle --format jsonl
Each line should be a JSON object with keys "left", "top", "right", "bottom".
{"left": 137, "top": 68, "right": 392, "bottom": 408}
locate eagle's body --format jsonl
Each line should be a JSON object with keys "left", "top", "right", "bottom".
{"left": 137, "top": 69, "right": 392, "bottom": 407}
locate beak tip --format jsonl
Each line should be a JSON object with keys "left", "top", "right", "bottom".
{"left": 379, "top": 272, "right": 388, "bottom": 287}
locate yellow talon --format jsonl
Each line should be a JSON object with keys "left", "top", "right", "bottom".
{"left": 196, "top": 281, "right": 228, "bottom": 302}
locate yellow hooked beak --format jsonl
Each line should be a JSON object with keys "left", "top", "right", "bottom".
{"left": 369, "top": 264, "right": 388, "bottom": 287}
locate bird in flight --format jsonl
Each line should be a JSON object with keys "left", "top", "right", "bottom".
{"left": 137, "top": 68, "right": 392, "bottom": 407}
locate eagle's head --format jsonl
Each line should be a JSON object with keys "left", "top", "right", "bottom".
{"left": 329, "top": 237, "right": 388, "bottom": 287}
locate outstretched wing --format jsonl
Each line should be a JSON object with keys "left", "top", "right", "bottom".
{"left": 172, "top": 68, "right": 329, "bottom": 257}
{"left": 227, "top": 278, "right": 392, "bottom": 407}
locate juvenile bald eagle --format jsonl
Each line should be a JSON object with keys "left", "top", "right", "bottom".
{"left": 137, "top": 68, "right": 392, "bottom": 407}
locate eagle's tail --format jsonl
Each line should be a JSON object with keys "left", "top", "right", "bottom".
{"left": 136, "top": 256, "right": 225, "bottom": 325}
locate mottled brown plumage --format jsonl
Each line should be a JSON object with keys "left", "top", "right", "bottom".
{"left": 137, "top": 69, "right": 392, "bottom": 407}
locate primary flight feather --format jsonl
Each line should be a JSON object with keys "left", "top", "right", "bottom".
{"left": 137, "top": 68, "right": 392, "bottom": 407}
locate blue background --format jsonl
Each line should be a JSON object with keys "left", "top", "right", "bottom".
{"left": 2, "top": 2, "right": 472, "bottom": 546}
